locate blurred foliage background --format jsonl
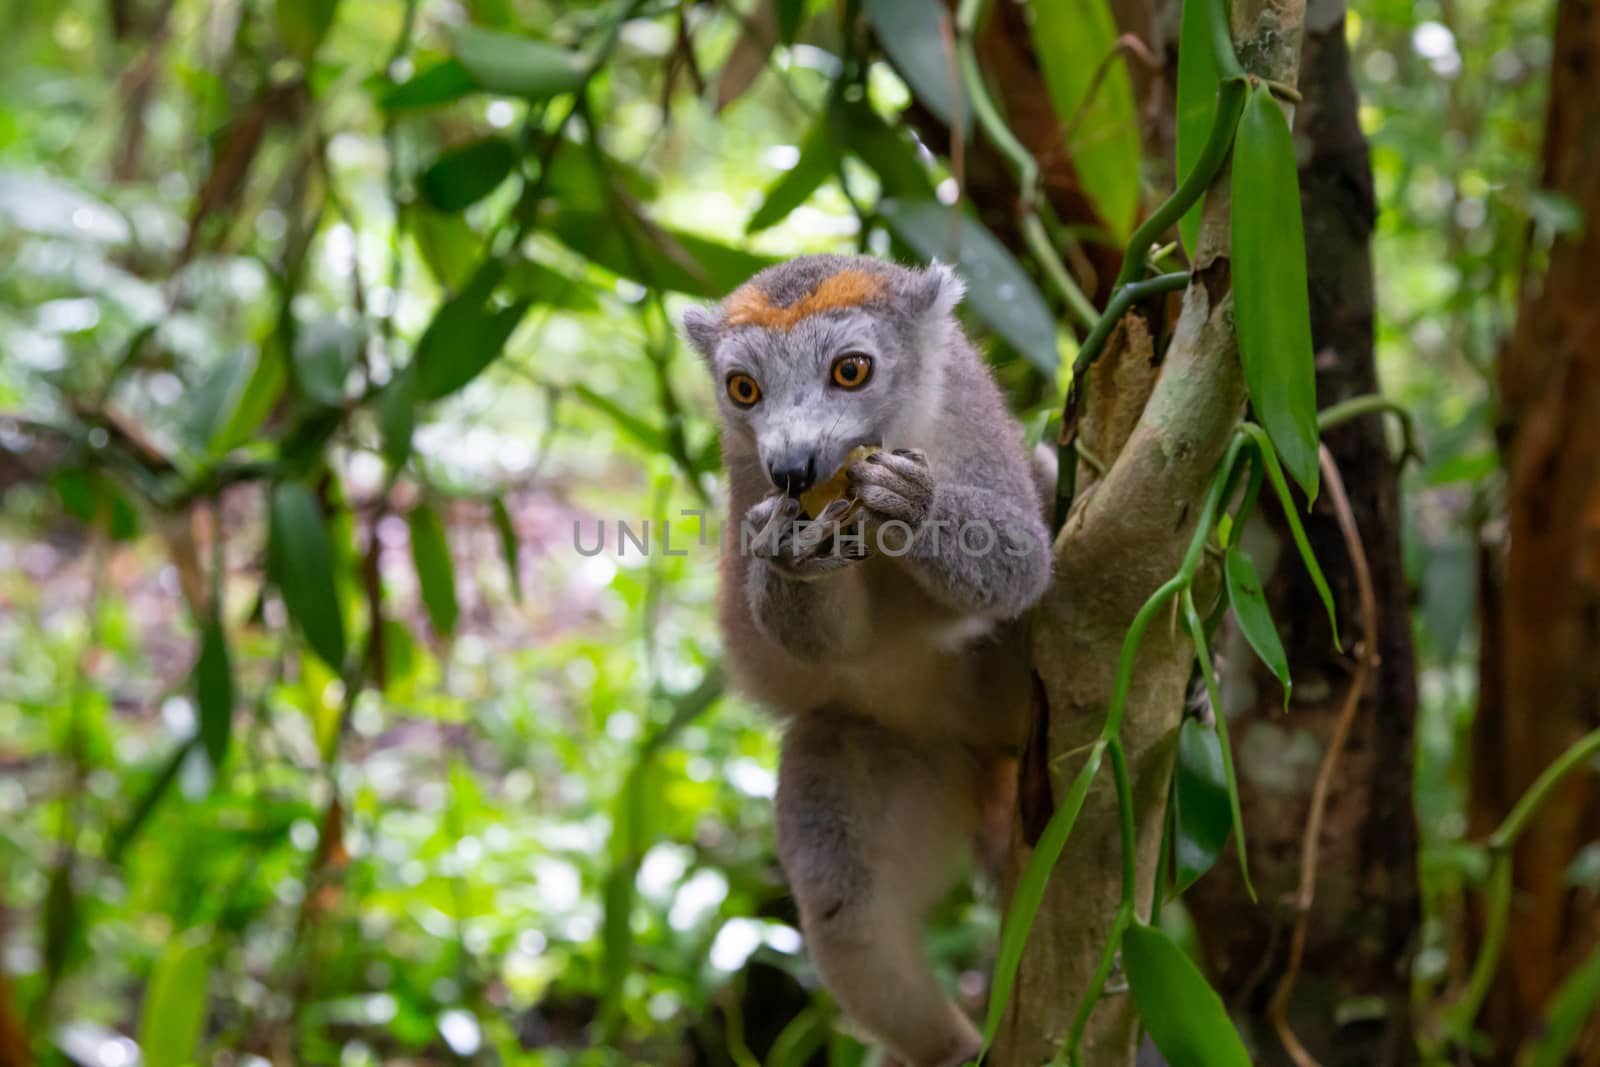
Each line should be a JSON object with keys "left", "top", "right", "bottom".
{"left": 0, "top": 0, "right": 1579, "bottom": 1064}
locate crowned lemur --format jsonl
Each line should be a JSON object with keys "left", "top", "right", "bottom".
{"left": 683, "top": 254, "right": 1053, "bottom": 1067}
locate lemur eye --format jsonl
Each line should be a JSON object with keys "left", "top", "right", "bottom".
{"left": 726, "top": 373, "right": 762, "bottom": 407}
{"left": 830, "top": 353, "right": 873, "bottom": 390}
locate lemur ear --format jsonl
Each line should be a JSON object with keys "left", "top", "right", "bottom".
{"left": 899, "top": 261, "right": 966, "bottom": 322}
{"left": 681, "top": 306, "right": 723, "bottom": 359}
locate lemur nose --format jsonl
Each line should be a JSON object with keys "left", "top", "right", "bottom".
{"left": 768, "top": 454, "right": 817, "bottom": 497}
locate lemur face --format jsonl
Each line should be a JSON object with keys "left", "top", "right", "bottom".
{"left": 683, "top": 255, "right": 962, "bottom": 496}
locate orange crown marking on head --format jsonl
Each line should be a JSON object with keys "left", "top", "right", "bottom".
{"left": 724, "top": 269, "right": 886, "bottom": 330}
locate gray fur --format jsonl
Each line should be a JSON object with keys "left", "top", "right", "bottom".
{"left": 686, "top": 255, "right": 1052, "bottom": 1067}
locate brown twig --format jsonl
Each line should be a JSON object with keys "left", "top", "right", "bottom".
{"left": 1267, "top": 445, "right": 1381, "bottom": 1067}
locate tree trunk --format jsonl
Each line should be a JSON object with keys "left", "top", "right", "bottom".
{"left": 993, "top": 3, "right": 1309, "bottom": 1063}
{"left": 1470, "top": 0, "right": 1600, "bottom": 1055}
{"left": 1178, "top": 5, "right": 1422, "bottom": 1064}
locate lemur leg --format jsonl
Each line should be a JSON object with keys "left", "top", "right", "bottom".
{"left": 776, "top": 711, "right": 984, "bottom": 1067}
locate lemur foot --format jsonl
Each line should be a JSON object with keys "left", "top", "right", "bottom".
{"left": 849, "top": 448, "right": 934, "bottom": 528}
{"left": 744, "top": 493, "right": 866, "bottom": 580}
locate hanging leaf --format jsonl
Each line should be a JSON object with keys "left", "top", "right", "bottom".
{"left": 419, "top": 137, "right": 517, "bottom": 212}
{"left": 449, "top": 25, "right": 588, "bottom": 101}
{"left": 503, "top": 258, "right": 601, "bottom": 311}
{"left": 1028, "top": 0, "right": 1140, "bottom": 240}
{"left": 413, "top": 261, "right": 532, "bottom": 400}
{"left": 1243, "top": 424, "right": 1341, "bottom": 648}
{"left": 715, "top": 0, "right": 778, "bottom": 113}
{"left": 1183, "top": 595, "right": 1255, "bottom": 901}
{"left": 1173, "top": 718, "right": 1231, "bottom": 894}
{"left": 409, "top": 503, "right": 459, "bottom": 641}
{"left": 194, "top": 616, "right": 234, "bottom": 772}
{"left": 378, "top": 364, "right": 417, "bottom": 470}
{"left": 276, "top": 0, "right": 341, "bottom": 63}
{"left": 863, "top": 0, "right": 969, "bottom": 136}
{"left": 981, "top": 742, "right": 1106, "bottom": 1052}
{"left": 382, "top": 57, "right": 478, "bottom": 112}
{"left": 1123, "top": 922, "right": 1252, "bottom": 1067}
{"left": 878, "top": 198, "right": 1059, "bottom": 378}
{"left": 269, "top": 482, "right": 347, "bottom": 671}
{"left": 1224, "top": 546, "right": 1292, "bottom": 704}
{"left": 491, "top": 496, "right": 522, "bottom": 603}
{"left": 409, "top": 205, "right": 479, "bottom": 291}
{"left": 747, "top": 119, "right": 837, "bottom": 234}
{"left": 199, "top": 346, "right": 285, "bottom": 454}
{"left": 138, "top": 933, "right": 211, "bottom": 1067}
{"left": 292, "top": 319, "right": 359, "bottom": 407}
{"left": 538, "top": 204, "right": 776, "bottom": 296}
{"left": 1232, "top": 85, "right": 1321, "bottom": 500}
{"left": 1175, "top": 0, "right": 1221, "bottom": 257}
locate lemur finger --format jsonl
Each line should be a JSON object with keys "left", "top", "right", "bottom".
{"left": 889, "top": 447, "right": 930, "bottom": 470}
{"left": 856, "top": 484, "right": 923, "bottom": 524}
{"left": 855, "top": 450, "right": 934, "bottom": 494}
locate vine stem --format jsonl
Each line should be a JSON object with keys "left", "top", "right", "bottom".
{"left": 1442, "top": 724, "right": 1600, "bottom": 1043}
{"left": 1316, "top": 393, "right": 1422, "bottom": 466}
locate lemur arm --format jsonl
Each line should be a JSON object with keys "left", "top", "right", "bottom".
{"left": 850, "top": 449, "right": 1052, "bottom": 620}
{"left": 740, "top": 494, "right": 873, "bottom": 662}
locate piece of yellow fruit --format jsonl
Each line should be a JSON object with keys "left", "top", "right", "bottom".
{"left": 800, "top": 445, "right": 880, "bottom": 519}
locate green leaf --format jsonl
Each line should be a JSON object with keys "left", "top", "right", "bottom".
{"left": 276, "top": 0, "right": 341, "bottom": 63}
{"left": 1182, "top": 593, "right": 1254, "bottom": 900}
{"left": 980, "top": 741, "right": 1106, "bottom": 1053}
{"left": 382, "top": 57, "right": 478, "bottom": 112}
{"left": 1233, "top": 85, "right": 1321, "bottom": 500}
{"left": 138, "top": 933, "right": 211, "bottom": 1067}
{"left": 863, "top": 0, "right": 969, "bottom": 136}
{"left": 490, "top": 496, "right": 522, "bottom": 603}
{"left": 413, "top": 261, "right": 532, "bottom": 400}
{"left": 1224, "top": 546, "right": 1291, "bottom": 703}
{"left": 539, "top": 205, "right": 776, "bottom": 297}
{"left": 195, "top": 617, "right": 234, "bottom": 772}
{"left": 201, "top": 346, "right": 285, "bottom": 454}
{"left": 878, "top": 198, "right": 1059, "bottom": 378}
{"left": 503, "top": 258, "right": 601, "bottom": 311}
{"left": 1174, "top": 718, "right": 1231, "bottom": 894}
{"left": 419, "top": 136, "right": 517, "bottom": 212}
{"left": 829, "top": 96, "right": 934, "bottom": 199}
{"left": 268, "top": 482, "right": 347, "bottom": 671}
{"left": 408, "top": 503, "right": 459, "bottom": 640}
{"left": 378, "top": 364, "right": 417, "bottom": 471}
{"left": 747, "top": 119, "right": 837, "bottom": 234}
{"left": 449, "top": 25, "right": 587, "bottom": 101}
{"left": 1028, "top": 0, "right": 1140, "bottom": 240}
{"left": 1175, "top": 0, "right": 1221, "bottom": 257}
{"left": 1242, "top": 424, "right": 1341, "bottom": 649}
{"left": 409, "top": 205, "right": 479, "bottom": 291}
{"left": 292, "top": 319, "right": 359, "bottom": 407}
{"left": 1123, "top": 922, "right": 1252, "bottom": 1067}
{"left": 1528, "top": 941, "right": 1600, "bottom": 1067}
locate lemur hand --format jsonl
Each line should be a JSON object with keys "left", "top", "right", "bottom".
{"left": 744, "top": 494, "right": 867, "bottom": 580}
{"left": 849, "top": 448, "right": 934, "bottom": 529}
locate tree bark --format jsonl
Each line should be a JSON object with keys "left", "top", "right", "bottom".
{"left": 993, "top": 3, "right": 1309, "bottom": 1063}
{"left": 1179, "top": 5, "right": 1421, "bottom": 1064}
{"left": 1470, "top": 0, "right": 1600, "bottom": 1056}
